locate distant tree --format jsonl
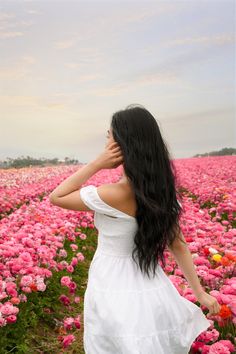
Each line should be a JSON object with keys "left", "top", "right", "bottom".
{"left": 193, "top": 147, "right": 236, "bottom": 157}
{"left": 0, "top": 155, "right": 80, "bottom": 169}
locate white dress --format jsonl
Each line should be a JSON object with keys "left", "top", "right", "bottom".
{"left": 80, "top": 184, "right": 211, "bottom": 354}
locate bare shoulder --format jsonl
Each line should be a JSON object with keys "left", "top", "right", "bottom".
{"left": 97, "top": 183, "right": 136, "bottom": 216}
{"left": 96, "top": 183, "right": 132, "bottom": 204}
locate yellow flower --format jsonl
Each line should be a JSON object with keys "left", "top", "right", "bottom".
{"left": 212, "top": 254, "right": 222, "bottom": 262}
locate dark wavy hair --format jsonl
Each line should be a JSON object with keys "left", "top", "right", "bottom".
{"left": 110, "top": 104, "right": 185, "bottom": 279}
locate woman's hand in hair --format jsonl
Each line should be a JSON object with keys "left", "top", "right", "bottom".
{"left": 93, "top": 141, "right": 124, "bottom": 170}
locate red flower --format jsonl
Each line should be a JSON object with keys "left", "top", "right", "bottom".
{"left": 219, "top": 304, "right": 232, "bottom": 319}
{"left": 29, "top": 283, "right": 37, "bottom": 292}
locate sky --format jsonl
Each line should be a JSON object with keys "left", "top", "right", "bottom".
{"left": 0, "top": 0, "right": 235, "bottom": 162}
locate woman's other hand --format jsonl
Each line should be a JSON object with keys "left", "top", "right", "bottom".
{"left": 196, "top": 291, "right": 221, "bottom": 316}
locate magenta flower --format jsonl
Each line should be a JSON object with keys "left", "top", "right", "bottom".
{"left": 59, "top": 294, "right": 71, "bottom": 306}
{"left": 62, "top": 334, "right": 75, "bottom": 348}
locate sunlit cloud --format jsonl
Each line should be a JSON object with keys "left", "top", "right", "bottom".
{"left": 54, "top": 39, "right": 77, "bottom": 49}
{"left": 0, "top": 56, "right": 36, "bottom": 79}
{"left": 0, "top": 9, "right": 34, "bottom": 37}
{"left": 164, "top": 34, "right": 236, "bottom": 47}
{"left": 0, "top": 12, "right": 16, "bottom": 21}
{"left": 114, "top": 3, "right": 181, "bottom": 24}
{"left": 164, "top": 106, "right": 235, "bottom": 123}
{"left": 0, "top": 95, "right": 41, "bottom": 106}
{"left": 0, "top": 94, "right": 67, "bottom": 110}
{"left": 65, "top": 62, "right": 82, "bottom": 69}
{"left": 21, "top": 55, "right": 36, "bottom": 64}
{"left": 86, "top": 71, "right": 178, "bottom": 97}
{"left": 25, "top": 9, "right": 41, "bottom": 15}
{"left": 0, "top": 31, "right": 24, "bottom": 39}
{"left": 77, "top": 74, "right": 104, "bottom": 82}
{"left": 0, "top": 66, "right": 28, "bottom": 80}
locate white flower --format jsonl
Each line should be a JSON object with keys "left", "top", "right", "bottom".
{"left": 208, "top": 247, "right": 218, "bottom": 254}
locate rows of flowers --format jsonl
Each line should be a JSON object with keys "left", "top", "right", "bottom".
{"left": 0, "top": 165, "right": 81, "bottom": 218}
{"left": 175, "top": 155, "right": 235, "bottom": 227}
{"left": 0, "top": 157, "right": 235, "bottom": 352}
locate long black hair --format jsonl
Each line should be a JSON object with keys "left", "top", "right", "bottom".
{"left": 110, "top": 104, "right": 185, "bottom": 279}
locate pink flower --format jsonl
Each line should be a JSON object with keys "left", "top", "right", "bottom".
{"left": 0, "top": 317, "right": 7, "bottom": 327}
{"left": 218, "top": 340, "right": 235, "bottom": 353}
{"left": 74, "top": 315, "right": 81, "bottom": 329}
{"left": 20, "top": 252, "right": 32, "bottom": 262}
{"left": 22, "top": 286, "right": 32, "bottom": 293}
{"left": 62, "top": 334, "right": 75, "bottom": 348}
{"left": 10, "top": 297, "right": 20, "bottom": 305}
{"left": 70, "top": 244, "right": 78, "bottom": 251}
{"left": 197, "top": 328, "right": 220, "bottom": 343}
{"left": 63, "top": 317, "right": 74, "bottom": 330}
{"left": 209, "top": 342, "right": 231, "bottom": 354}
{"left": 79, "top": 233, "right": 87, "bottom": 240}
{"left": 66, "top": 265, "right": 74, "bottom": 273}
{"left": 1, "top": 303, "right": 18, "bottom": 316}
{"left": 69, "top": 281, "right": 77, "bottom": 290}
{"left": 58, "top": 249, "right": 67, "bottom": 258}
{"left": 57, "top": 263, "right": 64, "bottom": 271}
{"left": 6, "top": 315, "right": 17, "bottom": 324}
{"left": 76, "top": 252, "right": 85, "bottom": 261}
{"left": 74, "top": 296, "right": 80, "bottom": 303}
{"left": 18, "top": 294, "right": 27, "bottom": 302}
{"left": 60, "top": 276, "right": 71, "bottom": 287}
{"left": 20, "top": 275, "right": 33, "bottom": 287}
{"left": 37, "top": 282, "right": 46, "bottom": 292}
{"left": 71, "top": 257, "right": 78, "bottom": 266}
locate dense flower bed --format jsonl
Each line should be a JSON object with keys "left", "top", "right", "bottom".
{"left": 0, "top": 165, "right": 81, "bottom": 218}
{"left": 0, "top": 157, "right": 235, "bottom": 353}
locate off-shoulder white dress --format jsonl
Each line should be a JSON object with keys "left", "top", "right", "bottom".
{"left": 80, "top": 184, "right": 211, "bottom": 354}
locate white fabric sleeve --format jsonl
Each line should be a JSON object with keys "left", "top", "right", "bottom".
{"left": 79, "top": 185, "right": 101, "bottom": 212}
{"left": 79, "top": 184, "right": 126, "bottom": 218}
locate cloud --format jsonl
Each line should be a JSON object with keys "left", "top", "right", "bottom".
{"left": 85, "top": 71, "right": 178, "bottom": 97}
{"left": 0, "top": 56, "right": 36, "bottom": 80}
{"left": 113, "top": 3, "right": 181, "bottom": 24}
{"left": 25, "top": 9, "right": 41, "bottom": 15}
{"left": 21, "top": 55, "right": 36, "bottom": 64}
{"left": 0, "top": 31, "right": 24, "bottom": 39}
{"left": 0, "top": 9, "right": 34, "bottom": 38}
{"left": 77, "top": 74, "right": 104, "bottom": 82}
{"left": 54, "top": 39, "right": 77, "bottom": 49}
{"left": 164, "top": 106, "right": 235, "bottom": 123}
{"left": 0, "top": 94, "right": 67, "bottom": 110}
{"left": 126, "top": 33, "right": 235, "bottom": 82}
{"left": 164, "top": 34, "right": 236, "bottom": 47}
{"left": 53, "top": 2, "right": 183, "bottom": 52}
{"left": 0, "top": 95, "right": 40, "bottom": 106}
{"left": 65, "top": 62, "right": 82, "bottom": 69}
{"left": 0, "top": 12, "right": 16, "bottom": 21}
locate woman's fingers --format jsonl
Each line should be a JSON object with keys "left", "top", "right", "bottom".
{"left": 108, "top": 141, "right": 120, "bottom": 150}
{"left": 113, "top": 150, "right": 123, "bottom": 157}
{"left": 111, "top": 146, "right": 121, "bottom": 153}
{"left": 209, "top": 303, "right": 221, "bottom": 315}
{"left": 107, "top": 141, "right": 118, "bottom": 148}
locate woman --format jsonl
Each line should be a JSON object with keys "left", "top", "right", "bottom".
{"left": 49, "top": 104, "right": 221, "bottom": 353}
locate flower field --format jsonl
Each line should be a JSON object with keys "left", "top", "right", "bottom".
{"left": 0, "top": 155, "right": 235, "bottom": 353}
